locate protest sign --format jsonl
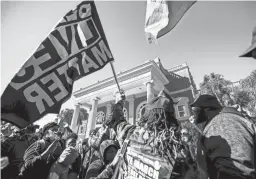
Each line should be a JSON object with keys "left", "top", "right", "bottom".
{"left": 1, "top": 1, "right": 114, "bottom": 128}
{"left": 124, "top": 147, "right": 174, "bottom": 179}
{"left": 145, "top": 0, "right": 196, "bottom": 44}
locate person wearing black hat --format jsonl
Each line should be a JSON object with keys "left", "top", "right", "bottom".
{"left": 103, "top": 90, "right": 189, "bottom": 179}
{"left": 190, "top": 94, "right": 256, "bottom": 179}
{"left": 18, "top": 122, "right": 64, "bottom": 179}
{"left": 85, "top": 140, "right": 118, "bottom": 179}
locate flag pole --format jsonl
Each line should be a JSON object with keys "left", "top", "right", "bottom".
{"left": 109, "top": 61, "right": 121, "bottom": 93}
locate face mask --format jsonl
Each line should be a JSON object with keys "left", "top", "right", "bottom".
{"left": 192, "top": 107, "right": 208, "bottom": 124}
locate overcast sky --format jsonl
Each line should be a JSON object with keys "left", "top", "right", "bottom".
{"left": 1, "top": 1, "right": 256, "bottom": 127}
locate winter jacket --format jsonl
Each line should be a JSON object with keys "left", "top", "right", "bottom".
{"left": 197, "top": 107, "right": 256, "bottom": 179}
{"left": 79, "top": 129, "right": 111, "bottom": 179}
{"left": 48, "top": 146, "right": 80, "bottom": 179}
{"left": 1, "top": 135, "right": 36, "bottom": 179}
{"left": 18, "top": 137, "right": 64, "bottom": 179}
{"left": 85, "top": 160, "right": 114, "bottom": 179}
{"left": 85, "top": 140, "right": 118, "bottom": 179}
{"left": 69, "top": 153, "right": 81, "bottom": 175}
{"left": 80, "top": 148, "right": 92, "bottom": 179}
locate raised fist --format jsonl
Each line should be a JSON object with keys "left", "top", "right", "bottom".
{"left": 115, "top": 90, "right": 126, "bottom": 103}
{"left": 105, "top": 101, "right": 125, "bottom": 128}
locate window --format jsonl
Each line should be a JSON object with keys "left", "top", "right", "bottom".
{"left": 177, "top": 105, "right": 186, "bottom": 117}
{"left": 136, "top": 101, "right": 147, "bottom": 125}
{"left": 96, "top": 111, "right": 105, "bottom": 125}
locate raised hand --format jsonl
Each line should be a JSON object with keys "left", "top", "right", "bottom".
{"left": 98, "top": 126, "right": 108, "bottom": 135}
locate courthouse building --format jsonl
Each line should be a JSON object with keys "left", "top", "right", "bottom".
{"left": 70, "top": 58, "right": 197, "bottom": 139}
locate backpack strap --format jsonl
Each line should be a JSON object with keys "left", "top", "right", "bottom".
{"left": 111, "top": 139, "right": 130, "bottom": 179}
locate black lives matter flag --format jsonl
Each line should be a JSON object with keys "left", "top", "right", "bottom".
{"left": 1, "top": 1, "right": 114, "bottom": 128}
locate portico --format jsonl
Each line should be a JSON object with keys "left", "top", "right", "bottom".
{"left": 71, "top": 58, "right": 197, "bottom": 139}
{"left": 71, "top": 59, "right": 169, "bottom": 137}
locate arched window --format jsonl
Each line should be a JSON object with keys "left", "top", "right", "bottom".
{"left": 123, "top": 108, "right": 128, "bottom": 121}
{"left": 136, "top": 101, "right": 147, "bottom": 124}
{"left": 96, "top": 111, "right": 105, "bottom": 125}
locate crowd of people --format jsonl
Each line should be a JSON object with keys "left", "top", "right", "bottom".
{"left": 1, "top": 91, "right": 197, "bottom": 179}
{"left": 1, "top": 87, "right": 256, "bottom": 179}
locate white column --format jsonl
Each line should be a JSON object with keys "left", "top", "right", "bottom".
{"left": 106, "top": 103, "right": 112, "bottom": 117}
{"left": 85, "top": 97, "right": 100, "bottom": 138}
{"left": 145, "top": 80, "right": 154, "bottom": 103}
{"left": 127, "top": 97, "right": 135, "bottom": 124}
{"left": 70, "top": 104, "right": 80, "bottom": 132}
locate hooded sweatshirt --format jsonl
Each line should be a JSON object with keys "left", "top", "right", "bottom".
{"left": 85, "top": 140, "right": 118, "bottom": 179}
{"left": 48, "top": 146, "right": 79, "bottom": 179}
